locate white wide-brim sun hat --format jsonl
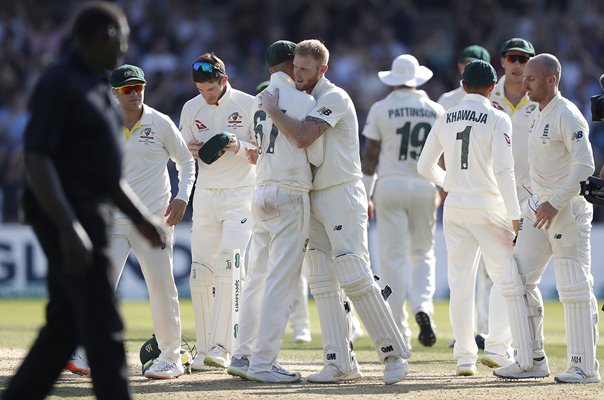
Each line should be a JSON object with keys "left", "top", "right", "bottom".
{"left": 378, "top": 54, "right": 433, "bottom": 87}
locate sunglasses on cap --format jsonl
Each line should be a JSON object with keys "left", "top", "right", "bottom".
{"left": 505, "top": 54, "right": 530, "bottom": 64}
{"left": 115, "top": 84, "right": 145, "bottom": 95}
{"left": 192, "top": 61, "right": 223, "bottom": 73}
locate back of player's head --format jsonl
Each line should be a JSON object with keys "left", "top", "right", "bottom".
{"left": 462, "top": 60, "right": 497, "bottom": 88}
{"left": 266, "top": 40, "right": 296, "bottom": 68}
{"left": 72, "top": 2, "right": 127, "bottom": 44}
{"left": 458, "top": 45, "right": 491, "bottom": 64}
{"left": 295, "top": 39, "right": 329, "bottom": 65}
{"left": 192, "top": 53, "right": 226, "bottom": 83}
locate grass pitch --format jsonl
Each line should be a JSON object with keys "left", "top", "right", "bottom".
{"left": 0, "top": 298, "right": 603, "bottom": 399}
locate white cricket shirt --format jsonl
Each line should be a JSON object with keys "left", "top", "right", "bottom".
{"left": 362, "top": 88, "right": 444, "bottom": 179}
{"left": 116, "top": 104, "right": 196, "bottom": 222}
{"left": 490, "top": 76, "right": 539, "bottom": 200}
{"left": 418, "top": 93, "right": 520, "bottom": 219}
{"left": 309, "top": 76, "right": 362, "bottom": 190}
{"left": 179, "top": 82, "right": 256, "bottom": 189}
{"left": 437, "top": 85, "right": 465, "bottom": 111}
{"left": 527, "top": 92, "right": 594, "bottom": 209}
{"left": 253, "top": 72, "right": 319, "bottom": 191}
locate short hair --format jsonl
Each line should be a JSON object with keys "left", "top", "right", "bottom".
{"left": 295, "top": 39, "right": 329, "bottom": 65}
{"left": 192, "top": 53, "right": 227, "bottom": 83}
{"left": 539, "top": 53, "right": 562, "bottom": 82}
{"left": 72, "top": 2, "right": 126, "bottom": 43}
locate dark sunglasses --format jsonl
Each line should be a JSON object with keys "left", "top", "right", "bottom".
{"left": 505, "top": 54, "right": 530, "bottom": 64}
{"left": 115, "top": 84, "right": 145, "bottom": 95}
{"left": 192, "top": 61, "right": 222, "bottom": 73}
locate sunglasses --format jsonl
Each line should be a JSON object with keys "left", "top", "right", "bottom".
{"left": 192, "top": 61, "right": 223, "bottom": 73}
{"left": 505, "top": 54, "right": 530, "bottom": 64}
{"left": 115, "top": 84, "right": 145, "bottom": 95}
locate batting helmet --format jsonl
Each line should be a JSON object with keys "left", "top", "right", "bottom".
{"left": 580, "top": 176, "right": 604, "bottom": 207}
{"left": 198, "top": 132, "right": 231, "bottom": 164}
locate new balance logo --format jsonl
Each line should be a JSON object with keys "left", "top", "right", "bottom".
{"left": 334, "top": 225, "right": 343, "bottom": 231}
{"left": 326, "top": 353, "right": 337, "bottom": 360}
{"left": 553, "top": 233, "right": 562, "bottom": 239}
{"left": 380, "top": 345, "right": 394, "bottom": 353}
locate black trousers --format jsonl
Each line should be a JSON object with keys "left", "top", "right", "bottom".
{"left": 2, "top": 202, "right": 131, "bottom": 400}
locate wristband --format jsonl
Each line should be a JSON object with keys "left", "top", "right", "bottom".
{"left": 361, "top": 174, "right": 377, "bottom": 197}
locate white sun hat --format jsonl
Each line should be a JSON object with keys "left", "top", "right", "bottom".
{"left": 378, "top": 54, "right": 433, "bottom": 87}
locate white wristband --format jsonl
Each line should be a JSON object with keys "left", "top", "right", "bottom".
{"left": 361, "top": 174, "right": 377, "bottom": 197}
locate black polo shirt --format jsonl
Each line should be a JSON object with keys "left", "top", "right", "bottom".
{"left": 24, "top": 50, "right": 123, "bottom": 205}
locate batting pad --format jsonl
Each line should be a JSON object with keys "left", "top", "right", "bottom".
{"left": 190, "top": 262, "right": 213, "bottom": 356}
{"left": 333, "top": 254, "right": 411, "bottom": 361}
{"left": 307, "top": 249, "right": 354, "bottom": 371}
{"left": 500, "top": 272, "right": 533, "bottom": 370}
{"left": 555, "top": 257, "right": 598, "bottom": 375}
{"left": 209, "top": 250, "right": 238, "bottom": 353}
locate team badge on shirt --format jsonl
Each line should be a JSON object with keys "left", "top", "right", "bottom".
{"left": 227, "top": 112, "right": 244, "bottom": 129}
{"left": 138, "top": 127, "right": 156, "bottom": 144}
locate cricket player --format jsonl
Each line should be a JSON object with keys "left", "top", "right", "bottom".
{"left": 361, "top": 54, "right": 444, "bottom": 349}
{"left": 438, "top": 45, "right": 493, "bottom": 351}
{"left": 480, "top": 38, "right": 538, "bottom": 369}
{"left": 494, "top": 54, "right": 600, "bottom": 383}
{"left": 227, "top": 40, "right": 322, "bottom": 383}
{"left": 417, "top": 60, "right": 522, "bottom": 376}
{"left": 259, "top": 39, "right": 410, "bottom": 385}
{"left": 109, "top": 65, "right": 195, "bottom": 379}
{"left": 179, "top": 53, "right": 255, "bottom": 370}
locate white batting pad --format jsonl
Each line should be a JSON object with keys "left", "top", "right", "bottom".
{"left": 333, "top": 254, "right": 411, "bottom": 361}
{"left": 555, "top": 257, "right": 598, "bottom": 376}
{"left": 307, "top": 249, "right": 354, "bottom": 371}
{"left": 190, "top": 262, "right": 214, "bottom": 355}
{"left": 500, "top": 272, "right": 533, "bottom": 370}
{"left": 209, "top": 250, "right": 239, "bottom": 353}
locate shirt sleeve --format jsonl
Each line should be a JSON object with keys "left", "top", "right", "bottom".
{"left": 417, "top": 117, "right": 446, "bottom": 187}
{"left": 362, "top": 103, "right": 380, "bottom": 140}
{"left": 178, "top": 103, "right": 195, "bottom": 144}
{"left": 492, "top": 113, "right": 521, "bottom": 220}
{"left": 308, "top": 91, "right": 347, "bottom": 127}
{"left": 549, "top": 108, "right": 595, "bottom": 209}
{"left": 163, "top": 117, "right": 196, "bottom": 203}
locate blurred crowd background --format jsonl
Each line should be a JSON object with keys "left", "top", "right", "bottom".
{"left": 1, "top": 0, "right": 604, "bottom": 223}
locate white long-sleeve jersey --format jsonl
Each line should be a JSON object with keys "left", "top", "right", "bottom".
{"left": 253, "top": 72, "right": 321, "bottom": 191}
{"left": 437, "top": 85, "right": 465, "bottom": 111}
{"left": 362, "top": 88, "right": 445, "bottom": 179}
{"left": 115, "top": 104, "right": 196, "bottom": 222}
{"left": 308, "top": 76, "right": 362, "bottom": 190}
{"left": 490, "top": 76, "right": 539, "bottom": 201}
{"left": 527, "top": 92, "right": 594, "bottom": 209}
{"left": 417, "top": 93, "right": 520, "bottom": 220}
{"left": 179, "top": 82, "right": 255, "bottom": 189}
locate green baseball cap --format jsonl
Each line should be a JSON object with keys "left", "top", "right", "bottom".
{"left": 265, "top": 40, "right": 296, "bottom": 68}
{"left": 501, "top": 38, "right": 535, "bottom": 56}
{"left": 458, "top": 45, "right": 491, "bottom": 64}
{"left": 462, "top": 60, "right": 497, "bottom": 87}
{"left": 110, "top": 64, "right": 146, "bottom": 88}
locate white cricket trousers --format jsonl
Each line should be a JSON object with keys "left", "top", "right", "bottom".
{"left": 373, "top": 175, "right": 437, "bottom": 334}
{"left": 109, "top": 210, "right": 181, "bottom": 363}
{"left": 443, "top": 205, "right": 516, "bottom": 366}
{"left": 234, "top": 185, "right": 309, "bottom": 373}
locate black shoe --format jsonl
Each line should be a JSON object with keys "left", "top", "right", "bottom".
{"left": 474, "top": 334, "right": 486, "bottom": 350}
{"left": 415, "top": 311, "right": 436, "bottom": 347}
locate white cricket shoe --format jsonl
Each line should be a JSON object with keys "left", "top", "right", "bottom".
{"left": 293, "top": 329, "right": 312, "bottom": 343}
{"left": 384, "top": 357, "right": 408, "bottom": 384}
{"left": 65, "top": 352, "right": 91, "bottom": 376}
{"left": 247, "top": 364, "right": 302, "bottom": 383}
{"left": 493, "top": 357, "right": 550, "bottom": 379}
{"left": 204, "top": 344, "right": 228, "bottom": 369}
{"left": 191, "top": 354, "right": 218, "bottom": 371}
{"left": 227, "top": 356, "right": 251, "bottom": 379}
{"left": 554, "top": 363, "right": 601, "bottom": 384}
{"left": 456, "top": 363, "right": 477, "bottom": 376}
{"left": 144, "top": 360, "right": 185, "bottom": 379}
{"left": 307, "top": 359, "right": 362, "bottom": 383}
{"left": 480, "top": 351, "right": 514, "bottom": 368}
